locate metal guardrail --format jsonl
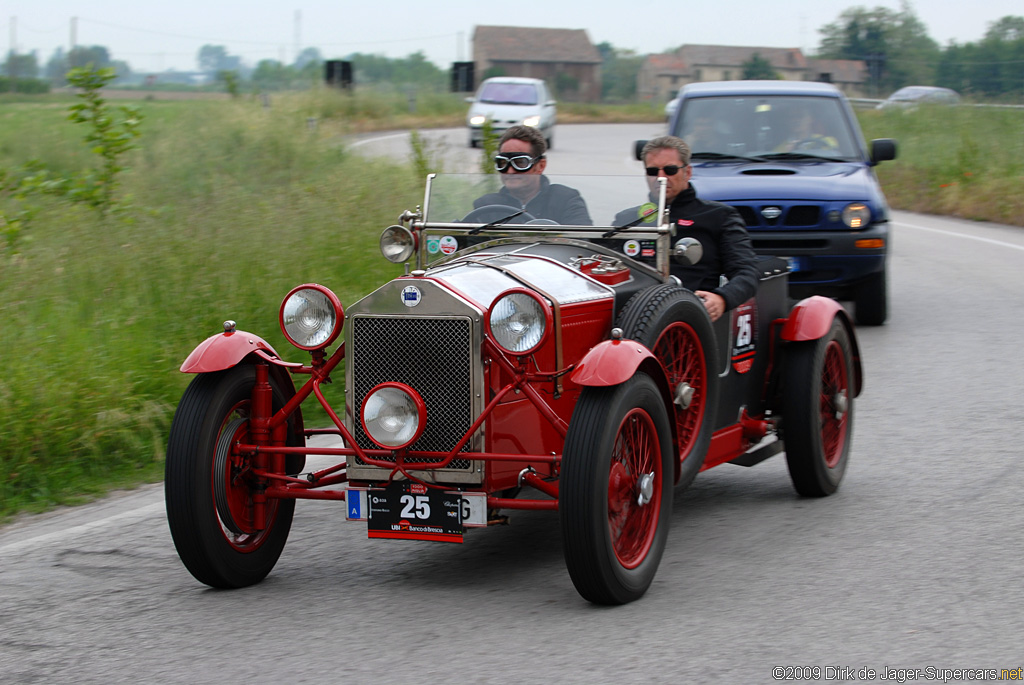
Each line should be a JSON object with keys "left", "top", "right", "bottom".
{"left": 850, "top": 97, "right": 1024, "bottom": 110}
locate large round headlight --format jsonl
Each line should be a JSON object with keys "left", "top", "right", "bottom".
{"left": 380, "top": 225, "right": 416, "bottom": 263}
{"left": 279, "top": 284, "right": 343, "bottom": 351}
{"left": 487, "top": 288, "right": 551, "bottom": 355}
{"left": 361, "top": 383, "right": 426, "bottom": 450}
{"left": 841, "top": 203, "right": 871, "bottom": 229}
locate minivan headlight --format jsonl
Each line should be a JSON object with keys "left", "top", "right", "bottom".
{"left": 522, "top": 115, "right": 541, "bottom": 127}
{"left": 469, "top": 115, "right": 486, "bottom": 126}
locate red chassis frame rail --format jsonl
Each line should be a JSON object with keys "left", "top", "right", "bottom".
{"left": 237, "top": 339, "right": 567, "bottom": 515}
{"left": 235, "top": 313, "right": 788, "bottom": 524}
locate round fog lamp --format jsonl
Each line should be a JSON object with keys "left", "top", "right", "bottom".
{"left": 380, "top": 225, "right": 416, "bottom": 263}
{"left": 487, "top": 289, "right": 551, "bottom": 355}
{"left": 279, "top": 284, "right": 343, "bottom": 351}
{"left": 361, "top": 383, "right": 426, "bottom": 450}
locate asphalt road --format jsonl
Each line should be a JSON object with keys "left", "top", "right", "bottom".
{"left": 2, "top": 124, "right": 1023, "bottom": 684}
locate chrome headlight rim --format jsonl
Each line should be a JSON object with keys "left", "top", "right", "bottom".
{"left": 841, "top": 202, "right": 871, "bottom": 229}
{"left": 380, "top": 224, "right": 416, "bottom": 263}
{"left": 360, "top": 382, "right": 427, "bottom": 450}
{"left": 278, "top": 283, "right": 344, "bottom": 351}
{"left": 486, "top": 287, "right": 552, "bottom": 356}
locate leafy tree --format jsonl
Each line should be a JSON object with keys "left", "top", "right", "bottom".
{"left": 251, "top": 59, "right": 294, "bottom": 90}
{"left": 197, "top": 44, "right": 241, "bottom": 73}
{"left": 67, "top": 45, "right": 112, "bottom": 70}
{"left": 937, "top": 15, "right": 1024, "bottom": 98}
{"left": 985, "top": 15, "right": 1024, "bottom": 41}
{"left": 817, "top": 2, "right": 940, "bottom": 94}
{"left": 45, "top": 47, "right": 67, "bottom": 84}
{"left": 293, "top": 47, "right": 322, "bottom": 70}
{"left": 3, "top": 51, "right": 39, "bottom": 80}
{"left": 742, "top": 53, "right": 780, "bottom": 79}
{"left": 600, "top": 45, "right": 644, "bottom": 102}
{"left": 349, "top": 51, "right": 446, "bottom": 89}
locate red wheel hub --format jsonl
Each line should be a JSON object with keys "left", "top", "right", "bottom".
{"left": 820, "top": 340, "right": 849, "bottom": 468}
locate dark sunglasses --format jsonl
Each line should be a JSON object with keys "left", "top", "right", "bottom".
{"left": 645, "top": 164, "right": 686, "bottom": 176}
{"left": 495, "top": 153, "right": 540, "bottom": 173}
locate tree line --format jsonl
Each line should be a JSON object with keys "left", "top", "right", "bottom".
{"left": 3, "top": 5, "right": 1022, "bottom": 100}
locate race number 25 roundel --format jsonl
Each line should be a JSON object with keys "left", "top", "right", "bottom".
{"left": 731, "top": 300, "right": 757, "bottom": 374}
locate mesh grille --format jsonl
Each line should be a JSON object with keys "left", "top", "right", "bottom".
{"left": 351, "top": 316, "right": 474, "bottom": 470}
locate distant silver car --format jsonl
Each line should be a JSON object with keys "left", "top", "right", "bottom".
{"left": 466, "top": 77, "right": 557, "bottom": 149}
{"left": 877, "top": 86, "right": 960, "bottom": 110}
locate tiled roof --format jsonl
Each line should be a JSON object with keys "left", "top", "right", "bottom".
{"left": 807, "top": 59, "right": 867, "bottom": 83}
{"left": 678, "top": 44, "right": 808, "bottom": 70}
{"left": 473, "top": 25, "right": 602, "bottom": 63}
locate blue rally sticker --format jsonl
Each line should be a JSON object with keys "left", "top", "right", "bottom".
{"left": 401, "top": 285, "right": 422, "bottom": 307}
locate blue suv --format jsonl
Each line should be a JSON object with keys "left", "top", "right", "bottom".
{"left": 654, "top": 80, "right": 896, "bottom": 325}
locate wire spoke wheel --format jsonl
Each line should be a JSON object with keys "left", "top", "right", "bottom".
{"left": 783, "top": 319, "right": 854, "bottom": 497}
{"left": 617, "top": 284, "right": 717, "bottom": 491}
{"left": 607, "top": 408, "right": 662, "bottom": 569}
{"left": 562, "top": 372, "right": 673, "bottom": 605}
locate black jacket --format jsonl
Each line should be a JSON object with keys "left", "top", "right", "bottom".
{"left": 613, "top": 184, "right": 759, "bottom": 310}
{"left": 474, "top": 176, "right": 592, "bottom": 225}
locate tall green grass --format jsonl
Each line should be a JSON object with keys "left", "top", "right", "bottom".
{"left": 859, "top": 105, "right": 1024, "bottom": 225}
{"left": 0, "top": 93, "right": 422, "bottom": 519}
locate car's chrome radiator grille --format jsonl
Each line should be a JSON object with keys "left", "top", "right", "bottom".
{"left": 350, "top": 316, "right": 474, "bottom": 470}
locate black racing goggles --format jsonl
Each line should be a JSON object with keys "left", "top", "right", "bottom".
{"left": 645, "top": 164, "right": 686, "bottom": 176}
{"left": 495, "top": 153, "right": 541, "bottom": 173}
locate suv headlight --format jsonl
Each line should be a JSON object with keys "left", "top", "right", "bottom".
{"left": 279, "top": 284, "right": 344, "bottom": 351}
{"left": 361, "top": 383, "right": 426, "bottom": 449}
{"left": 841, "top": 203, "right": 871, "bottom": 228}
{"left": 487, "top": 288, "right": 551, "bottom": 355}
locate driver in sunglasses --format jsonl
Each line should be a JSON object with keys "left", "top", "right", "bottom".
{"left": 613, "top": 136, "right": 758, "bottom": 322}
{"left": 472, "top": 125, "right": 592, "bottom": 225}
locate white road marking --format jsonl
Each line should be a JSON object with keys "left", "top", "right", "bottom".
{"left": 347, "top": 132, "right": 409, "bottom": 148}
{"left": 897, "top": 220, "right": 1024, "bottom": 252}
{"left": 0, "top": 501, "right": 165, "bottom": 556}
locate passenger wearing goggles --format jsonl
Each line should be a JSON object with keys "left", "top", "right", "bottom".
{"left": 472, "top": 125, "right": 592, "bottom": 225}
{"left": 613, "top": 136, "right": 758, "bottom": 322}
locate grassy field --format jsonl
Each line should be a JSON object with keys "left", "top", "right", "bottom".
{"left": 1, "top": 89, "right": 1021, "bottom": 521}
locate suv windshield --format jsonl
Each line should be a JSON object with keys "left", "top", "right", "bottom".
{"left": 478, "top": 83, "right": 539, "bottom": 105}
{"left": 673, "top": 95, "right": 860, "bottom": 160}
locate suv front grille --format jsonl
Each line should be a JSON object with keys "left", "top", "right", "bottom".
{"left": 733, "top": 204, "right": 822, "bottom": 228}
{"left": 350, "top": 316, "right": 474, "bottom": 470}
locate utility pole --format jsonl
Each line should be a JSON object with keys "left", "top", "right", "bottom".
{"left": 294, "top": 10, "right": 301, "bottom": 65}
{"left": 69, "top": 16, "right": 77, "bottom": 67}
{"left": 9, "top": 16, "right": 17, "bottom": 90}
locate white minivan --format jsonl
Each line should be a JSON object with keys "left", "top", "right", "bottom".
{"left": 466, "top": 77, "right": 557, "bottom": 149}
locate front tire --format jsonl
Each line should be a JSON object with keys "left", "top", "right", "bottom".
{"left": 782, "top": 319, "right": 854, "bottom": 496}
{"left": 617, "top": 284, "right": 717, "bottom": 490}
{"left": 165, "top": 365, "right": 297, "bottom": 588}
{"left": 561, "top": 373, "right": 674, "bottom": 605}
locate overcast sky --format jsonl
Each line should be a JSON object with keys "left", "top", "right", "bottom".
{"left": 5, "top": 0, "right": 1021, "bottom": 73}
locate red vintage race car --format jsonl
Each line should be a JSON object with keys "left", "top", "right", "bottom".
{"left": 165, "top": 172, "right": 862, "bottom": 605}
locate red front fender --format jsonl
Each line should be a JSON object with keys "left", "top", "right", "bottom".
{"left": 570, "top": 338, "right": 655, "bottom": 387}
{"left": 180, "top": 330, "right": 293, "bottom": 373}
{"left": 781, "top": 295, "right": 863, "bottom": 397}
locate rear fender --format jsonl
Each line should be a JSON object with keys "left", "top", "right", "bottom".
{"left": 781, "top": 296, "right": 863, "bottom": 397}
